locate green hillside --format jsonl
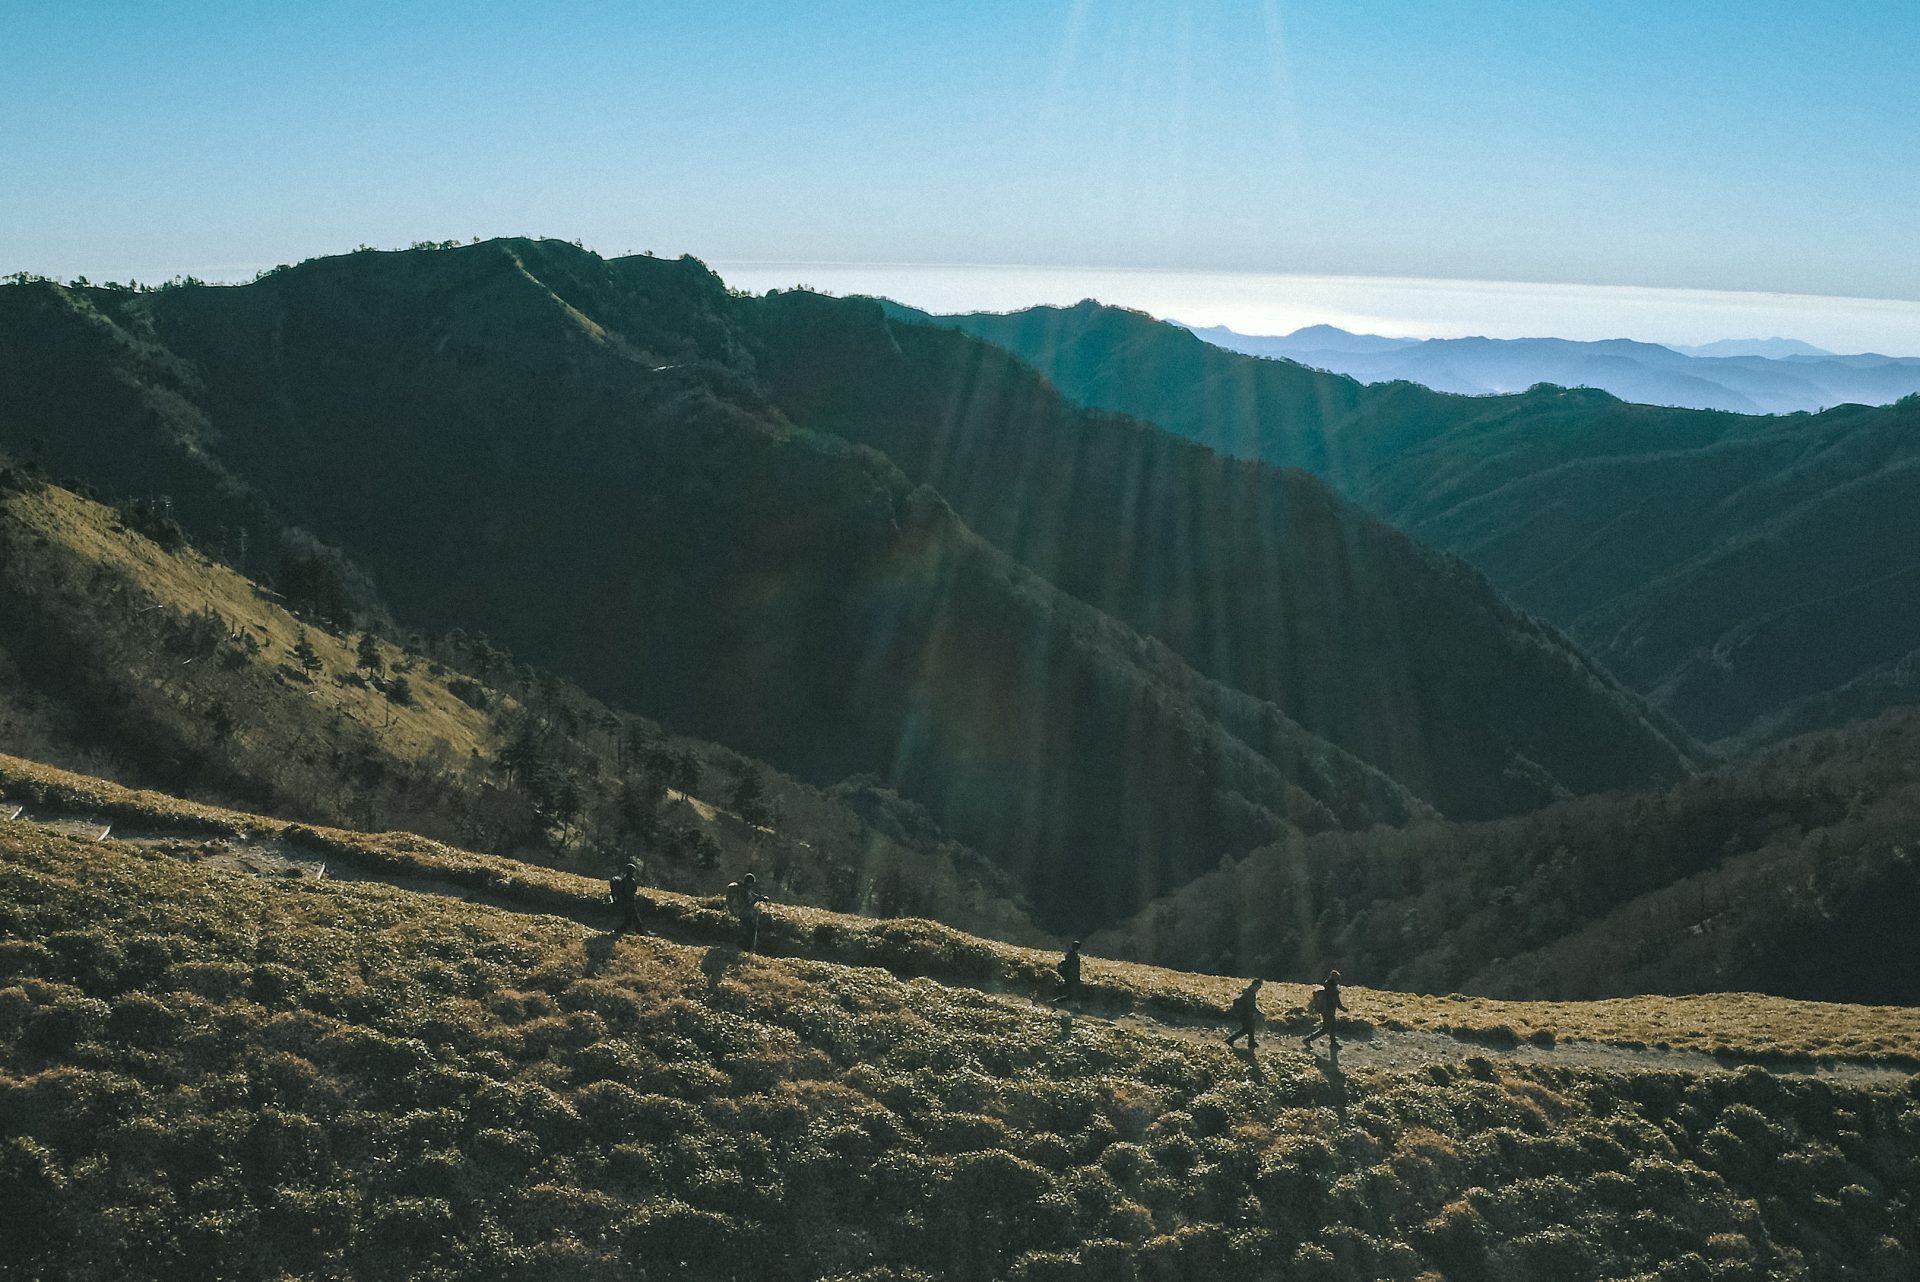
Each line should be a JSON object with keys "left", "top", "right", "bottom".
{"left": 0, "top": 477, "right": 1044, "bottom": 944}
{"left": 3, "top": 798, "right": 1917, "bottom": 1280}
{"left": 1095, "top": 708, "right": 1920, "bottom": 1005}
{"left": 898, "top": 301, "right": 1920, "bottom": 746}
{"left": 0, "top": 240, "right": 1666, "bottom": 933}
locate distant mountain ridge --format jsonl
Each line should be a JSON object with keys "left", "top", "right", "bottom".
{"left": 1179, "top": 322, "right": 1416, "bottom": 358}
{"left": 1673, "top": 337, "right": 1834, "bottom": 358}
{"left": 896, "top": 299, "right": 1920, "bottom": 747}
{"left": 1184, "top": 321, "right": 1920, "bottom": 414}
{"left": 758, "top": 291, "right": 1698, "bottom": 822}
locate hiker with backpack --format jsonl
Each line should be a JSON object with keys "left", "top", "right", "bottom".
{"left": 1057, "top": 940, "right": 1083, "bottom": 1003}
{"left": 1225, "top": 977, "right": 1263, "bottom": 1050}
{"left": 607, "top": 857, "right": 645, "bottom": 934}
{"left": 725, "top": 871, "right": 766, "bottom": 952}
{"left": 1304, "top": 968, "right": 1346, "bottom": 1048}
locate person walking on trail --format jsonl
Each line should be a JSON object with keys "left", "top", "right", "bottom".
{"left": 1225, "top": 978, "right": 1264, "bottom": 1050}
{"left": 1304, "top": 969, "right": 1346, "bottom": 1048}
{"left": 608, "top": 858, "right": 646, "bottom": 934}
{"left": 1057, "top": 940, "right": 1083, "bottom": 1003}
{"left": 725, "top": 872, "right": 766, "bottom": 952}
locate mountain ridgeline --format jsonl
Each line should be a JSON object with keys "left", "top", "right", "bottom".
{"left": 902, "top": 300, "right": 1920, "bottom": 748}
{"left": 1183, "top": 322, "right": 1920, "bottom": 416}
{"left": 751, "top": 290, "right": 1697, "bottom": 816}
{"left": 0, "top": 240, "right": 1691, "bottom": 931}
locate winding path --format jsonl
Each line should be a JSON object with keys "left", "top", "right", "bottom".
{"left": 6, "top": 805, "right": 1912, "bottom": 1087}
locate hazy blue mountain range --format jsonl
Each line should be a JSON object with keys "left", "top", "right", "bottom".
{"left": 1182, "top": 322, "right": 1920, "bottom": 414}
{"left": 1671, "top": 337, "right": 1834, "bottom": 358}
{"left": 892, "top": 299, "right": 1920, "bottom": 748}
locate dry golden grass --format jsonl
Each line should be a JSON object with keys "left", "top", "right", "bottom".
{"left": 1, "top": 484, "right": 1050, "bottom": 946}
{"left": 5, "top": 749, "right": 1918, "bottom": 1066}
{"left": 2, "top": 820, "right": 1916, "bottom": 1281}
{"left": 4, "top": 485, "right": 499, "bottom": 765}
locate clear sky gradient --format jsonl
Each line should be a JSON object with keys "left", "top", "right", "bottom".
{"left": 6, "top": 2, "right": 1918, "bottom": 335}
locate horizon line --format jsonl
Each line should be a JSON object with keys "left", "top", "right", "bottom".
{"left": 709, "top": 257, "right": 1920, "bottom": 315}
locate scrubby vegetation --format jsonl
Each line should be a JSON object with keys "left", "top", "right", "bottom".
{"left": 11, "top": 754, "right": 1920, "bottom": 1066}
{"left": 1098, "top": 709, "right": 1920, "bottom": 1005}
{"left": 2, "top": 824, "right": 1918, "bottom": 1280}
{"left": 0, "top": 484, "right": 1044, "bottom": 944}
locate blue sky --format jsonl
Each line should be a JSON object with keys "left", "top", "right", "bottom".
{"left": 5, "top": 1, "right": 1918, "bottom": 306}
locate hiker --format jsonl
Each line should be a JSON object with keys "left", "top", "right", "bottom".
{"left": 725, "top": 871, "right": 765, "bottom": 951}
{"left": 607, "top": 858, "right": 645, "bottom": 933}
{"left": 1304, "top": 969, "right": 1346, "bottom": 1047}
{"left": 1225, "top": 977, "right": 1263, "bottom": 1049}
{"left": 1057, "top": 940, "right": 1083, "bottom": 1002}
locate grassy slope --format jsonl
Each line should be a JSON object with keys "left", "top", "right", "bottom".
{"left": 0, "top": 482, "right": 494, "bottom": 775}
{"left": 0, "top": 483, "right": 1046, "bottom": 945}
{"left": 5, "top": 752, "right": 1920, "bottom": 1064}
{"left": 3, "top": 816, "right": 1918, "bottom": 1281}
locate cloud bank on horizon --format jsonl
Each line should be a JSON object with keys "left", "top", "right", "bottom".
{"left": 713, "top": 262, "right": 1920, "bottom": 359}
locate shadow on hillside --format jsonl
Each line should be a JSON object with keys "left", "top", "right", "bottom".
{"left": 1314, "top": 1041, "right": 1348, "bottom": 1119}
{"left": 700, "top": 943, "right": 750, "bottom": 989}
{"left": 583, "top": 931, "right": 620, "bottom": 977}
{"left": 1233, "top": 1045, "right": 1267, "bottom": 1083}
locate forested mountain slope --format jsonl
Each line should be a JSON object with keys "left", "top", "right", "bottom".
{"left": 1186, "top": 321, "right": 1920, "bottom": 415}
{"left": 900, "top": 301, "right": 1920, "bottom": 746}
{"left": 0, "top": 242, "right": 1442, "bottom": 932}
{"left": 1095, "top": 707, "right": 1920, "bottom": 1005}
{"left": 751, "top": 290, "right": 1699, "bottom": 819}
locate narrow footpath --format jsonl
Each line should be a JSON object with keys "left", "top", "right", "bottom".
{"left": 6, "top": 806, "right": 1912, "bottom": 1087}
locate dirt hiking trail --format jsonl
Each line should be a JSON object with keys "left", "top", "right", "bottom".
{"left": 6, "top": 805, "right": 1913, "bottom": 1089}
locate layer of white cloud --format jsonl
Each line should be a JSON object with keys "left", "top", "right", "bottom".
{"left": 715, "top": 261, "right": 1920, "bottom": 358}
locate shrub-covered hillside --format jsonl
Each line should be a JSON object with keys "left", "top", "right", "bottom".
{"left": 3, "top": 821, "right": 1917, "bottom": 1280}
{"left": 0, "top": 480, "right": 1043, "bottom": 944}
{"left": 1096, "top": 708, "right": 1920, "bottom": 1006}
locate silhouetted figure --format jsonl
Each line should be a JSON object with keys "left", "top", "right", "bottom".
{"left": 1304, "top": 969, "right": 1345, "bottom": 1048}
{"left": 725, "top": 872, "right": 765, "bottom": 951}
{"left": 1057, "top": 940, "right": 1083, "bottom": 1002}
{"left": 1225, "top": 978, "right": 1263, "bottom": 1049}
{"left": 608, "top": 858, "right": 645, "bottom": 933}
